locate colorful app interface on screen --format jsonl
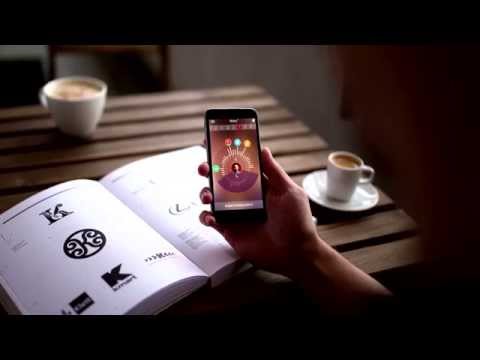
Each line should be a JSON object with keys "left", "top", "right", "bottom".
{"left": 208, "top": 117, "right": 264, "bottom": 211}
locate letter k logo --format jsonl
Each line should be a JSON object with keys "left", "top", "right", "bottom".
{"left": 101, "top": 264, "right": 132, "bottom": 288}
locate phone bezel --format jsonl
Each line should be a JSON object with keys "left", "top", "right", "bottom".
{"left": 205, "top": 108, "right": 267, "bottom": 223}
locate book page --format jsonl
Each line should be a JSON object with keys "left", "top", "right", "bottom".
{"left": 0, "top": 180, "right": 207, "bottom": 315}
{"left": 101, "top": 146, "right": 243, "bottom": 285}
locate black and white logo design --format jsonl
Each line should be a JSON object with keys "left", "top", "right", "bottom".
{"left": 101, "top": 264, "right": 136, "bottom": 291}
{"left": 40, "top": 203, "right": 73, "bottom": 225}
{"left": 63, "top": 229, "right": 106, "bottom": 259}
{"left": 68, "top": 292, "right": 94, "bottom": 314}
{"left": 168, "top": 201, "right": 199, "bottom": 215}
{"left": 144, "top": 251, "right": 175, "bottom": 264}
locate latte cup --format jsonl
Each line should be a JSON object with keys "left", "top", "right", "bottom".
{"left": 325, "top": 151, "right": 375, "bottom": 202}
{"left": 39, "top": 76, "right": 107, "bottom": 138}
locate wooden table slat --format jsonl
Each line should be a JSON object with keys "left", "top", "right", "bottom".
{"left": 319, "top": 209, "right": 417, "bottom": 248}
{"left": 0, "top": 132, "right": 327, "bottom": 172}
{"left": 0, "top": 96, "right": 278, "bottom": 135}
{"left": 276, "top": 150, "right": 331, "bottom": 174}
{"left": 0, "top": 85, "right": 267, "bottom": 121}
{"left": 100, "top": 96, "right": 279, "bottom": 125}
{"left": 266, "top": 135, "right": 328, "bottom": 156}
{"left": 105, "top": 85, "right": 267, "bottom": 110}
{"left": 0, "top": 192, "right": 36, "bottom": 213}
{"left": 343, "top": 236, "right": 421, "bottom": 275}
{"left": 0, "top": 109, "right": 299, "bottom": 152}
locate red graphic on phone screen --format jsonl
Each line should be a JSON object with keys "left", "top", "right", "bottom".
{"left": 224, "top": 138, "right": 232, "bottom": 147}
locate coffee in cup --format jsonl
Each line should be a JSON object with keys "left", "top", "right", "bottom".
{"left": 331, "top": 154, "right": 361, "bottom": 169}
{"left": 326, "top": 151, "right": 375, "bottom": 202}
{"left": 48, "top": 80, "right": 102, "bottom": 101}
{"left": 39, "top": 76, "right": 107, "bottom": 138}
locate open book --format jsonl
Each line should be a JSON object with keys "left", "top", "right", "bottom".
{"left": 0, "top": 146, "right": 248, "bottom": 315}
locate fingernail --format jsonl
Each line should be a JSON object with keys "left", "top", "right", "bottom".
{"left": 199, "top": 212, "right": 207, "bottom": 225}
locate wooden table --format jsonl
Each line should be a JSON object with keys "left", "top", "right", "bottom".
{"left": 0, "top": 85, "right": 421, "bottom": 315}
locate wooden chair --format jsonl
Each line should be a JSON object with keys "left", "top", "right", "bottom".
{"left": 48, "top": 45, "right": 169, "bottom": 90}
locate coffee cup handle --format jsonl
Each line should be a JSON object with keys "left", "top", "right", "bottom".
{"left": 359, "top": 165, "right": 375, "bottom": 184}
{"left": 39, "top": 87, "right": 48, "bottom": 109}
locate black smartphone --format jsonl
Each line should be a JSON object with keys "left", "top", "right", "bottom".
{"left": 205, "top": 108, "right": 267, "bottom": 223}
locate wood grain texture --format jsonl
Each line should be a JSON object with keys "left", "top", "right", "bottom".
{"left": 276, "top": 151, "right": 331, "bottom": 174}
{"left": 100, "top": 96, "right": 279, "bottom": 125}
{"left": 0, "top": 133, "right": 327, "bottom": 172}
{"left": 0, "top": 110, "right": 301, "bottom": 152}
{"left": 343, "top": 236, "right": 421, "bottom": 275}
{"left": 105, "top": 85, "right": 266, "bottom": 110}
{"left": 265, "top": 135, "right": 328, "bottom": 156}
{"left": 0, "top": 155, "right": 145, "bottom": 193}
{"left": 0, "top": 192, "right": 35, "bottom": 212}
{"left": 0, "top": 96, "right": 278, "bottom": 135}
{"left": 0, "top": 85, "right": 266, "bottom": 121}
{"left": 318, "top": 209, "right": 417, "bottom": 248}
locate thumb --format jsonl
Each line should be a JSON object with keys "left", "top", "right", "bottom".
{"left": 261, "top": 147, "right": 294, "bottom": 191}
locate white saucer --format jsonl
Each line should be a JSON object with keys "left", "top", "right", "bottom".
{"left": 302, "top": 170, "right": 379, "bottom": 212}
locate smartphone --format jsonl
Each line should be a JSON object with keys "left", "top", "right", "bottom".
{"left": 205, "top": 108, "right": 267, "bottom": 223}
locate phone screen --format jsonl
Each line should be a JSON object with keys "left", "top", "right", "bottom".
{"left": 207, "top": 116, "right": 265, "bottom": 213}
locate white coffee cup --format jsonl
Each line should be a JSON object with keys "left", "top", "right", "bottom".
{"left": 39, "top": 76, "right": 107, "bottom": 138}
{"left": 325, "top": 151, "right": 375, "bottom": 202}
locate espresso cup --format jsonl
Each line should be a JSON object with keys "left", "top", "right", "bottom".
{"left": 325, "top": 151, "right": 375, "bottom": 202}
{"left": 39, "top": 76, "right": 107, "bottom": 138}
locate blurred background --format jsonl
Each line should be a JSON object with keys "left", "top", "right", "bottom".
{"left": 0, "top": 45, "right": 385, "bottom": 190}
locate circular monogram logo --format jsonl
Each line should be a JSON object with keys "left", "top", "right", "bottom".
{"left": 63, "top": 229, "right": 106, "bottom": 259}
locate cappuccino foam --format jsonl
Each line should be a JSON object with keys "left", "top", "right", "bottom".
{"left": 49, "top": 81, "right": 101, "bottom": 100}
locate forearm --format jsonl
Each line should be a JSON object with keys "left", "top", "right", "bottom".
{"left": 291, "top": 235, "right": 392, "bottom": 314}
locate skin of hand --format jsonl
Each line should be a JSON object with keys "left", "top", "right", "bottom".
{"left": 199, "top": 146, "right": 323, "bottom": 278}
{"left": 198, "top": 146, "right": 391, "bottom": 313}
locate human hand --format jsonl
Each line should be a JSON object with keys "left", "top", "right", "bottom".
{"left": 198, "top": 147, "right": 327, "bottom": 278}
